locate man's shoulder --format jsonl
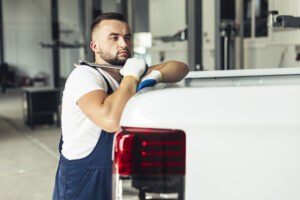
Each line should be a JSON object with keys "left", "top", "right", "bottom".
{"left": 63, "top": 65, "right": 108, "bottom": 103}
{"left": 71, "top": 65, "right": 99, "bottom": 75}
{"left": 66, "top": 65, "right": 104, "bottom": 82}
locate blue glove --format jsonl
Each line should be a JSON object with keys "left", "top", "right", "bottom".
{"left": 137, "top": 70, "right": 162, "bottom": 92}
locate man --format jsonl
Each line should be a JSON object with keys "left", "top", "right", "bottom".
{"left": 53, "top": 12, "right": 189, "bottom": 200}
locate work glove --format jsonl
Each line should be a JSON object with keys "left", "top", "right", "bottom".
{"left": 137, "top": 70, "right": 162, "bottom": 92}
{"left": 120, "top": 58, "right": 148, "bottom": 82}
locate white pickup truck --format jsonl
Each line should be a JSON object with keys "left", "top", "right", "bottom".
{"left": 112, "top": 67, "right": 300, "bottom": 200}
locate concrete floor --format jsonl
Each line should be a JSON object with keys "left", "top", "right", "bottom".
{"left": 0, "top": 89, "right": 61, "bottom": 200}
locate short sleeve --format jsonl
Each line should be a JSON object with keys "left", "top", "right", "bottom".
{"left": 64, "top": 66, "right": 107, "bottom": 104}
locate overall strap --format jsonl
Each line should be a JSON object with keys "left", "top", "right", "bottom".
{"left": 87, "top": 65, "right": 114, "bottom": 95}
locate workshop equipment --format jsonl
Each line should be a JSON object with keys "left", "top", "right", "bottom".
{"left": 22, "top": 87, "right": 59, "bottom": 129}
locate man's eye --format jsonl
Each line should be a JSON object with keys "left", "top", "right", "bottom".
{"left": 112, "top": 37, "right": 118, "bottom": 41}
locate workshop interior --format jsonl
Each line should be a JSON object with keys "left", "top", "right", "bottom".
{"left": 1, "top": 0, "right": 300, "bottom": 199}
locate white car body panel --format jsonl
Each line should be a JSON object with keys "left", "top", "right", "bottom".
{"left": 119, "top": 68, "right": 300, "bottom": 200}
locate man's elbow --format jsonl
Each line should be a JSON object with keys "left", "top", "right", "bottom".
{"left": 182, "top": 62, "right": 190, "bottom": 76}
{"left": 170, "top": 61, "right": 190, "bottom": 80}
{"left": 100, "top": 116, "right": 121, "bottom": 133}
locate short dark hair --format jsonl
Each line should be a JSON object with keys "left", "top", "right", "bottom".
{"left": 91, "top": 12, "right": 127, "bottom": 33}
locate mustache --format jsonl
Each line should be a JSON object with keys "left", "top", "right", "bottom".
{"left": 117, "top": 49, "right": 130, "bottom": 54}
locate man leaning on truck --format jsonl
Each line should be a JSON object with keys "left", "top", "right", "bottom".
{"left": 52, "top": 12, "right": 189, "bottom": 200}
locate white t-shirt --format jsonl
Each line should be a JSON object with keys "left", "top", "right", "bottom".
{"left": 61, "top": 65, "right": 119, "bottom": 160}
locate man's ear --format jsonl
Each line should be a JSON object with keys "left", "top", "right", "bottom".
{"left": 90, "top": 41, "right": 100, "bottom": 54}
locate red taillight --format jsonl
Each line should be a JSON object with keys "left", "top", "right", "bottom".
{"left": 114, "top": 127, "right": 186, "bottom": 176}
{"left": 115, "top": 134, "right": 134, "bottom": 175}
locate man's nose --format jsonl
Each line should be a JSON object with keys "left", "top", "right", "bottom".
{"left": 118, "top": 37, "right": 129, "bottom": 48}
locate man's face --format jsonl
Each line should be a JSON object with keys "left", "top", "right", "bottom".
{"left": 93, "top": 20, "right": 132, "bottom": 65}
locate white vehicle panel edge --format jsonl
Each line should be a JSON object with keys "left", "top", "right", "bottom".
{"left": 119, "top": 68, "right": 300, "bottom": 200}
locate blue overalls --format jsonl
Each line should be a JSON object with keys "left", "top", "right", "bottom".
{"left": 53, "top": 66, "right": 115, "bottom": 200}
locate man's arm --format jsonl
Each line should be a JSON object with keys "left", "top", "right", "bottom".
{"left": 77, "top": 60, "right": 189, "bottom": 133}
{"left": 148, "top": 60, "right": 189, "bottom": 83}
{"left": 77, "top": 58, "right": 147, "bottom": 133}
{"left": 77, "top": 76, "right": 138, "bottom": 133}
{"left": 136, "top": 60, "right": 189, "bottom": 91}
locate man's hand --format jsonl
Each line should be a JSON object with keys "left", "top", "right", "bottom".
{"left": 137, "top": 70, "right": 162, "bottom": 92}
{"left": 120, "top": 58, "right": 148, "bottom": 82}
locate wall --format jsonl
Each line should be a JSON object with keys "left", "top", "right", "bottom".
{"left": 102, "top": 0, "right": 118, "bottom": 12}
{"left": 3, "top": 0, "right": 53, "bottom": 85}
{"left": 2, "top": 0, "right": 87, "bottom": 86}
{"left": 202, "top": 0, "right": 300, "bottom": 70}
{"left": 58, "top": 0, "right": 84, "bottom": 79}
{"left": 6, "top": 0, "right": 298, "bottom": 80}
{"left": 243, "top": 0, "right": 300, "bottom": 69}
{"left": 148, "top": 0, "right": 188, "bottom": 65}
{"left": 202, "top": 0, "right": 215, "bottom": 70}
{"left": 2, "top": 0, "right": 190, "bottom": 82}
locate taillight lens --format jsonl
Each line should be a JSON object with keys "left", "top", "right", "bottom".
{"left": 113, "top": 127, "right": 186, "bottom": 200}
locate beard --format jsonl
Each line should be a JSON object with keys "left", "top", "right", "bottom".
{"left": 99, "top": 48, "right": 131, "bottom": 66}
